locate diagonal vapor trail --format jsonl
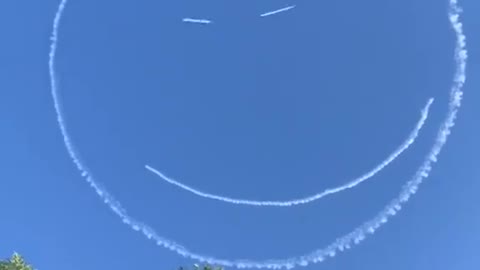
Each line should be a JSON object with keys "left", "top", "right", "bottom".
{"left": 145, "top": 97, "right": 435, "bottom": 207}
{"left": 260, "top": 5, "right": 296, "bottom": 17}
{"left": 49, "top": 0, "right": 467, "bottom": 268}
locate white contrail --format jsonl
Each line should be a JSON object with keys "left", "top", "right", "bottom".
{"left": 145, "top": 97, "right": 434, "bottom": 207}
{"left": 183, "top": 18, "right": 213, "bottom": 24}
{"left": 260, "top": 5, "right": 296, "bottom": 17}
{"left": 49, "top": 0, "right": 466, "bottom": 269}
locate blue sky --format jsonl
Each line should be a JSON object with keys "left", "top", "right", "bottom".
{"left": 1, "top": 0, "right": 479, "bottom": 269}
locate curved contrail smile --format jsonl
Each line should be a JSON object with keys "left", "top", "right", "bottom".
{"left": 145, "top": 98, "right": 434, "bottom": 207}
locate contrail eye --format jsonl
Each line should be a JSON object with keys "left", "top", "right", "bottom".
{"left": 260, "top": 5, "right": 296, "bottom": 18}
{"left": 183, "top": 18, "right": 213, "bottom": 24}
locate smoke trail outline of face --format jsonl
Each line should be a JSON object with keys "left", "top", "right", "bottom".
{"left": 49, "top": 0, "right": 467, "bottom": 269}
{"left": 145, "top": 97, "right": 434, "bottom": 207}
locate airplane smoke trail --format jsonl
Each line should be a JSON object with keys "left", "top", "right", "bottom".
{"left": 260, "top": 5, "right": 296, "bottom": 17}
{"left": 145, "top": 98, "right": 434, "bottom": 207}
{"left": 183, "top": 18, "right": 213, "bottom": 24}
{"left": 49, "top": 0, "right": 466, "bottom": 268}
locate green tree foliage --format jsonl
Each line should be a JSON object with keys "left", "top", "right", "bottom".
{"left": 0, "top": 253, "right": 33, "bottom": 270}
{"left": 0, "top": 252, "right": 217, "bottom": 270}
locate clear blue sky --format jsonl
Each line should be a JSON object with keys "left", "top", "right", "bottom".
{"left": 1, "top": 0, "right": 479, "bottom": 269}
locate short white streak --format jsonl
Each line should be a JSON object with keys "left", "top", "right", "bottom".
{"left": 145, "top": 98, "right": 434, "bottom": 207}
{"left": 260, "top": 5, "right": 296, "bottom": 17}
{"left": 49, "top": 0, "right": 466, "bottom": 268}
{"left": 183, "top": 18, "right": 212, "bottom": 24}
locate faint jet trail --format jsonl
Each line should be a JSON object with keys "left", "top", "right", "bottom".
{"left": 146, "top": 98, "right": 434, "bottom": 207}
{"left": 49, "top": 0, "right": 466, "bottom": 268}
{"left": 183, "top": 18, "right": 212, "bottom": 24}
{"left": 260, "top": 5, "right": 296, "bottom": 17}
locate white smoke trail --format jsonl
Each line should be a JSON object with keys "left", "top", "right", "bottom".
{"left": 260, "top": 5, "right": 296, "bottom": 17}
{"left": 49, "top": 0, "right": 466, "bottom": 269}
{"left": 183, "top": 18, "right": 213, "bottom": 24}
{"left": 145, "top": 98, "right": 434, "bottom": 207}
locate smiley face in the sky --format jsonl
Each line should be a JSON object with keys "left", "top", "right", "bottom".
{"left": 48, "top": 0, "right": 467, "bottom": 268}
